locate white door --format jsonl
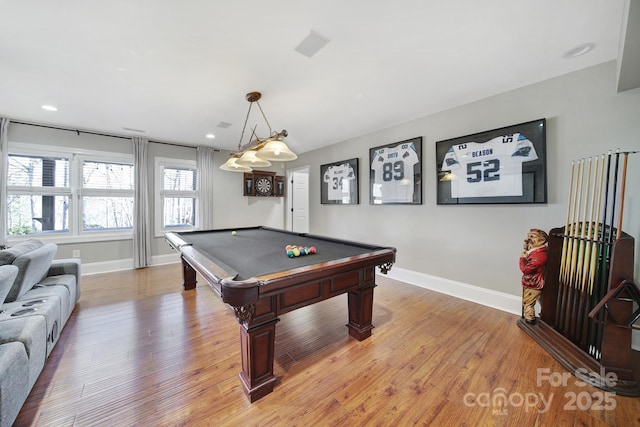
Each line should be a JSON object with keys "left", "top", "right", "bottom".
{"left": 287, "top": 167, "right": 309, "bottom": 233}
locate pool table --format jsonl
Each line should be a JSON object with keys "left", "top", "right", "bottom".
{"left": 165, "top": 226, "right": 396, "bottom": 402}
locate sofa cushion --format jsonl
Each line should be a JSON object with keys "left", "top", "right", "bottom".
{"left": 0, "top": 265, "right": 19, "bottom": 304}
{"left": 1, "top": 295, "right": 63, "bottom": 357}
{"left": 0, "top": 316, "right": 47, "bottom": 390}
{"left": 5, "top": 243, "right": 57, "bottom": 303}
{"left": 0, "top": 342, "right": 30, "bottom": 427}
{"left": 34, "top": 275, "right": 77, "bottom": 321}
{"left": 0, "top": 239, "right": 45, "bottom": 266}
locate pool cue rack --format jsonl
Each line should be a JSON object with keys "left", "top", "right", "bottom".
{"left": 518, "top": 151, "right": 640, "bottom": 396}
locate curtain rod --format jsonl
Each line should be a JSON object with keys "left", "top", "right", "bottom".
{"left": 10, "top": 120, "right": 220, "bottom": 151}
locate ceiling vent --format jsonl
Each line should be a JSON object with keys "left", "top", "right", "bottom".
{"left": 294, "top": 30, "right": 330, "bottom": 58}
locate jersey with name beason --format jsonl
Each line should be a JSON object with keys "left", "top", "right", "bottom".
{"left": 323, "top": 163, "right": 356, "bottom": 201}
{"left": 441, "top": 133, "right": 538, "bottom": 198}
{"left": 371, "top": 142, "right": 419, "bottom": 203}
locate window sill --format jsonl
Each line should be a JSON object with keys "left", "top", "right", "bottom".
{"left": 7, "top": 232, "right": 134, "bottom": 245}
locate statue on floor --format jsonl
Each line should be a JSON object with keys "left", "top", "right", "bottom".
{"left": 520, "top": 229, "right": 548, "bottom": 325}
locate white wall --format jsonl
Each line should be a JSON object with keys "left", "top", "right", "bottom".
{"left": 287, "top": 61, "right": 640, "bottom": 297}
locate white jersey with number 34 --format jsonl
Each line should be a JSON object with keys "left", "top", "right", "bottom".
{"left": 441, "top": 133, "right": 538, "bottom": 198}
{"left": 323, "top": 163, "right": 356, "bottom": 201}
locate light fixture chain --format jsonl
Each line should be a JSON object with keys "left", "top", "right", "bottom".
{"left": 256, "top": 101, "right": 273, "bottom": 135}
{"left": 237, "top": 102, "right": 254, "bottom": 149}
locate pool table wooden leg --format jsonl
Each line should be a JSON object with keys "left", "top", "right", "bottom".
{"left": 180, "top": 256, "right": 197, "bottom": 290}
{"left": 347, "top": 283, "right": 376, "bottom": 340}
{"left": 237, "top": 318, "right": 279, "bottom": 402}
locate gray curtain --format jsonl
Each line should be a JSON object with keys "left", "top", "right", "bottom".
{"left": 0, "top": 118, "right": 9, "bottom": 247}
{"left": 197, "top": 146, "right": 216, "bottom": 230}
{"left": 133, "top": 137, "right": 150, "bottom": 268}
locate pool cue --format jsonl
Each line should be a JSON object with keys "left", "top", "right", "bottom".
{"left": 560, "top": 159, "right": 584, "bottom": 332}
{"left": 575, "top": 156, "right": 599, "bottom": 346}
{"left": 569, "top": 157, "right": 592, "bottom": 338}
{"left": 582, "top": 154, "right": 605, "bottom": 351}
{"left": 556, "top": 160, "right": 576, "bottom": 324}
{"left": 594, "top": 149, "right": 619, "bottom": 358}
{"left": 589, "top": 150, "right": 612, "bottom": 357}
{"left": 615, "top": 151, "right": 629, "bottom": 240}
{"left": 558, "top": 159, "right": 578, "bottom": 330}
{"left": 561, "top": 158, "right": 584, "bottom": 333}
{"left": 607, "top": 149, "right": 621, "bottom": 243}
{"left": 559, "top": 161, "right": 576, "bottom": 283}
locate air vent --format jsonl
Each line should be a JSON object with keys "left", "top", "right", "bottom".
{"left": 122, "top": 127, "right": 146, "bottom": 133}
{"left": 217, "top": 121, "right": 232, "bottom": 128}
{"left": 294, "top": 30, "right": 330, "bottom": 58}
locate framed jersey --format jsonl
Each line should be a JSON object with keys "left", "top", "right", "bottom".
{"left": 436, "top": 119, "right": 547, "bottom": 205}
{"left": 320, "top": 158, "right": 359, "bottom": 204}
{"left": 369, "top": 137, "right": 422, "bottom": 205}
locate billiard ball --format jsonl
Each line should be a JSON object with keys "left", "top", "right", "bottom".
{"left": 232, "top": 231, "right": 237, "bottom": 236}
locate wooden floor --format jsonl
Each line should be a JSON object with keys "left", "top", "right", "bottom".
{"left": 14, "top": 264, "right": 640, "bottom": 426}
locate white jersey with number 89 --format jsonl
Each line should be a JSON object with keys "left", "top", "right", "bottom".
{"left": 371, "top": 142, "right": 419, "bottom": 203}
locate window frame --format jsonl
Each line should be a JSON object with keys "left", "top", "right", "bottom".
{"left": 7, "top": 142, "right": 135, "bottom": 244}
{"left": 154, "top": 157, "right": 197, "bottom": 237}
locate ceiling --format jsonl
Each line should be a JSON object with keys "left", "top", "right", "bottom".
{"left": 1, "top": 1, "right": 637, "bottom": 155}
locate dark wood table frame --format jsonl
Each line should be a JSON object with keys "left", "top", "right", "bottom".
{"left": 166, "top": 229, "right": 395, "bottom": 402}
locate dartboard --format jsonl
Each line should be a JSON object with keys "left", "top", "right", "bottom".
{"left": 255, "top": 176, "right": 272, "bottom": 196}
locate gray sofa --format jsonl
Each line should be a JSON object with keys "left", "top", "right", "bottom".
{"left": 0, "top": 239, "right": 81, "bottom": 427}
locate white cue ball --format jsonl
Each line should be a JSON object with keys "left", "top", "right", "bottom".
{"left": 232, "top": 231, "right": 237, "bottom": 236}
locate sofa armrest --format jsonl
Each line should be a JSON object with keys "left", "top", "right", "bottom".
{"left": 48, "top": 259, "right": 81, "bottom": 279}
{"left": 48, "top": 259, "right": 82, "bottom": 299}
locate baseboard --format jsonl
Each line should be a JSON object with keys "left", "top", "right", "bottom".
{"left": 80, "top": 253, "right": 180, "bottom": 275}
{"left": 383, "top": 266, "right": 522, "bottom": 316}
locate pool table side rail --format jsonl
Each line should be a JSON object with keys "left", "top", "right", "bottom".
{"left": 254, "top": 248, "right": 396, "bottom": 294}
{"left": 165, "top": 233, "right": 238, "bottom": 293}
{"left": 165, "top": 229, "right": 396, "bottom": 306}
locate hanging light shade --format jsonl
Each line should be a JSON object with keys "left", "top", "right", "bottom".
{"left": 236, "top": 149, "right": 272, "bottom": 167}
{"left": 255, "top": 139, "right": 297, "bottom": 161}
{"left": 219, "top": 156, "right": 252, "bottom": 172}
{"left": 220, "top": 91, "right": 297, "bottom": 172}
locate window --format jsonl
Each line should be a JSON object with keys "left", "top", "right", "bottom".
{"left": 80, "top": 159, "right": 134, "bottom": 231}
{"left": 7, "top": 143, "right": 134, "bottom": 240}
{"left": 7, "top": 154, "right": 71, "bottom": 235}
{"left": 155, "top": 158, "right": 197, "bottom": 235}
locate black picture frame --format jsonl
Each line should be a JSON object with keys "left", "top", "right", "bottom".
{"left": 243, "top": 173, "right": 254, "bottom": 196}
{"left": 435, "top": 119, "right": 547, "bottom": 205}
{"left": 320, "top": 158, "right": 359, "bottom": 204}
{"left": 274, "top": 176, "right": 285, "bottom": 197}
{"left": 369, "top": 137, "right": 422, "bottom": 205}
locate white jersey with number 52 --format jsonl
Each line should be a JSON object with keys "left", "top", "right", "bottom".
{"left": 441, "top": 133, "right": 538, "bottom": 198}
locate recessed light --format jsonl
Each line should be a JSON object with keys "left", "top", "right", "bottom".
{"left": 206, "top": 133, "right": 215, "bottom": 139}
{"left": 41, "top": 105, "right": 58, "bottom": 111}
{"left": 562, "top": 43, "right": 595, "bottom": 59}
